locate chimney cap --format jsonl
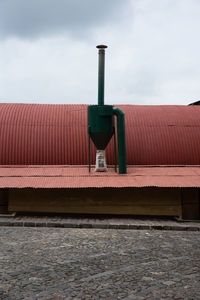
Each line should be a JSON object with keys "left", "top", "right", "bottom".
{"left": 96, "top": 45, "right": 108, "bottom": 49}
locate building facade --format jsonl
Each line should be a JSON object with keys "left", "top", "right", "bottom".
{"left": 0, "top": 103, "right": 199, "bottom": 219}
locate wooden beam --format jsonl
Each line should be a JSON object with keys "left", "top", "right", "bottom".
{"left": 9, "top": 188, "right": 182, "bottom": 217}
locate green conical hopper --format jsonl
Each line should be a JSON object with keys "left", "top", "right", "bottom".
{"left": 88, "top": 105, "right": 114, "bottom": 150}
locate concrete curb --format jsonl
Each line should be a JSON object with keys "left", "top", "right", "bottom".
{"left": 0, "top": 220, "right": 199, "bottom": 231}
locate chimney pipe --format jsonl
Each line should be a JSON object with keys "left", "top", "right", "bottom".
{"left": 96, "top": 45, "right": 107, "bottom": 106}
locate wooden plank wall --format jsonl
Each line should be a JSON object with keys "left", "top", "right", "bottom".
{"left": 0, "top": 189, "right": 8, "bottom": 213}
{"left": 9, "top": 188, "right": 182, "bottom": 217}
{"left": 181, "top": 188, "right": 199, "bottom": 220}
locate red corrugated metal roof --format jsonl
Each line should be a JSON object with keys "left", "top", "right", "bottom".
{"left": 1, "top": 165, "right": 200, "bottom": 188}
{"left": 1, "top": 103, "right": 200, "bottom": 165}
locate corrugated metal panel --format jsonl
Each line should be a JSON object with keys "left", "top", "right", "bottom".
{"left": 0, "top": 166, "right": 200, "bottom": 188}
{"left": 1, "top": 103, "right": 200, "bottom": 165}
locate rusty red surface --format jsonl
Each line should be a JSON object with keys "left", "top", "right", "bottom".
{"left": 1, "top": 103, "right": 200, "bottom": 165}
{"left": 0, "top": 165, "right": 200, "bottom": 188}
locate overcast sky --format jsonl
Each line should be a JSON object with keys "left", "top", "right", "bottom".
{"left": 0, "top": 0, "right": 200, "bottom": 105}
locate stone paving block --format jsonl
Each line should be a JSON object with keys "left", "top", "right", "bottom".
{"left": 93, "top": 224, "right": 108, "bottom": 229}
{"left": 35, "top": 222, "right": 47, "bottom": 227}
{"left": 23, "top": 222, "right": 36, "bottom": 227}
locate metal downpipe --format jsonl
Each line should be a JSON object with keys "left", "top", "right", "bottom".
{"left": 113, "top": 107, "right": 127, "bottom": 174}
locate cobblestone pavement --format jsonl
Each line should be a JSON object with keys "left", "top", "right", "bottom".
{"left": 0, "top": 228, "right": 200, "bottom": 299}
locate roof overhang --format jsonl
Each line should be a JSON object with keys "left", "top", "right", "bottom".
{"left": 0, "top": 165, "right": 200, "bottom": 188}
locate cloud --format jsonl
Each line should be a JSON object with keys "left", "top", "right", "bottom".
{"left": 0, "top": 0, "right": 200, "bottom": 105}
{"left": 0, "top": 0, "right": 127, "bottom": 39}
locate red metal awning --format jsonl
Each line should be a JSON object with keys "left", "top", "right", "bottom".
{"left": 0, "top": 165, "right": 200, "bottom": 188}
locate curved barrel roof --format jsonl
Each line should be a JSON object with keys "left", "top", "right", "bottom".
{"left": 0, "top": 103, "right": 200, "bottom": 165}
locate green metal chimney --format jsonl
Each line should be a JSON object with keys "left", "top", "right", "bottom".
{"left": 88, "top": 45, "right": 127, "bottom": 174}
{"left": 97, "top": 45, "right": 106, "bottom": 106}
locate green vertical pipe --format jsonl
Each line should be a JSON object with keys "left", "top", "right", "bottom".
{"left": 98, "top": 49, "right": 105, "bottom": 105}
{"left": 96, "top": 45, "right": 107, "bottom": 106}
{"left": 88, "top": 135, "right": 91, "bottom": 172}
{"left": 113, "top": 107, "right": 127, "bottom": 174}
{"left": 114, "top": 128, "right": 117, "bottom": 172}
